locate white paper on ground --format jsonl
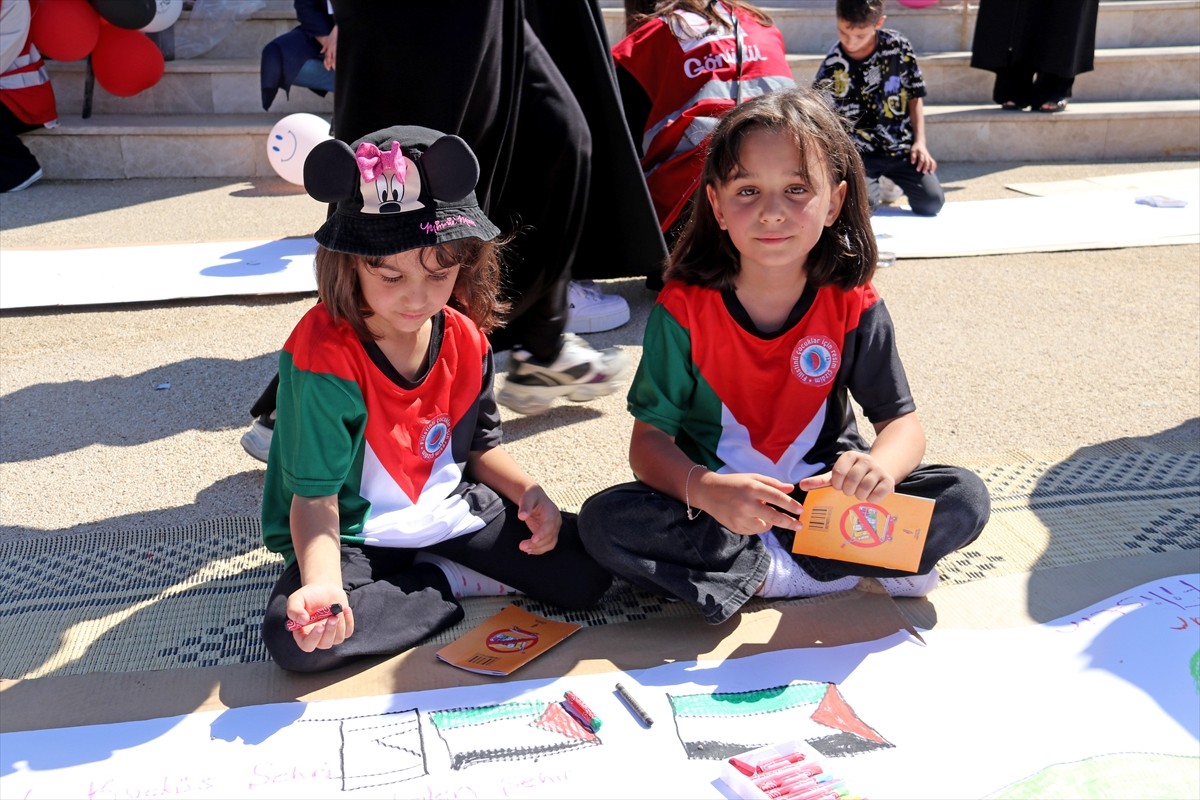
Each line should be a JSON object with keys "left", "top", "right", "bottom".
{"left": 0, "top": 237, "right": 318, "bottom": 310}
{"left": 1, "top": 575, "right": 1196, "bottom": 800}
{"left": 872, "top": 185, "right": 1200, "bottom": 259}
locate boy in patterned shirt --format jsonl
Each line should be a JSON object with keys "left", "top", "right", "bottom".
{"left": 814, "top": 0, "right": 944, "bottom": 216}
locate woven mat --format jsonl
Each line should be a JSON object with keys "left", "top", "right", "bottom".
{"left": 2, "top": 438, "right": 1196, "bottom": 680}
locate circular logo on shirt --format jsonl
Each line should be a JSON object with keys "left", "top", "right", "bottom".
{"left": 419, "top": 414, "right": 451, "bottom": 461}
{"left": 791, "top": 336, "right": 840, "bottom": 386}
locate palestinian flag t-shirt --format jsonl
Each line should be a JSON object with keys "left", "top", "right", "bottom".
{"left": 629, "top": 280, "right": 914, "bottom": 482}
{"left": 262, "top": 303, "right": 504, "bottom": 565}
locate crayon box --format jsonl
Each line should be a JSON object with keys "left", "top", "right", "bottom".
{"left": 720, "top": 740, "right": 855, "bottom": 800}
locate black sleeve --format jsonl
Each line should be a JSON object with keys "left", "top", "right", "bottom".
{"left": 615, "top": 63, "right": 652, "bottom": 159}
{"left": 846, "top": 298, "right": 916, "bottom": 425}
{"left": 472, "top": 348, "right": 504, "bottom": 451}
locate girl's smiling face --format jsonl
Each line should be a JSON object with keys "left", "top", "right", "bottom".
{"left": 357, "top": 248, "right": 459, "bottom": 339}
{"left": 705, "top": 127, "right": 847, "bottom": 279}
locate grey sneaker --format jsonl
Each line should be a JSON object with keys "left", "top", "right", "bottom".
{"left": 240, "top": 412, "right": 274, "bottom": 462}
{"left": 879, "top": 175, "right": 904, "bottom": 205}
{"left": 497, "top": 334, "right": 630, "bottom": 415}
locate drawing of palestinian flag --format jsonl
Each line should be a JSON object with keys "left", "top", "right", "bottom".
{"left": 429, "top": 700, "right": 600, "bottom": 770}
{"left": 669, "top": 681, "right": 892, "bottom": 760}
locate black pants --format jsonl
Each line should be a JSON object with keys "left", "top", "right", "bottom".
{"left": 579, "top": 464, "right": 991, "bottom": 625}
{"left": 330, "top": 0, "right": 589, "bottom": 362}
{"left": 0, "top": 104, "right": 41, "bottom": 192}
{"left": 861, "top": 153, "right": 945, "bottom": 217}
{"left": 991, "top": 66, "right": 1076, "bottom": 109}
{"left": 262, "top": 503, "right": 612, "bottom": 672}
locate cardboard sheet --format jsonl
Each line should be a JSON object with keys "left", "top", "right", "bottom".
{"left": 871, "top": 185, "right": 1200, "bottom": 259}
{"left": 1, "top": 571, "right": 1196, "bottom": 800}
{"left": 1006, "top": 167, "right": 1200, "bottom": 198}
{"left": 0, "top": 588, "right": 914, "bottom": 733}
{"left": 0, "top": 237, "right": 318, "bottom": 310}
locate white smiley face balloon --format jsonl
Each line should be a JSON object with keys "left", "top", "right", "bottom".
{"left": 267, "top": 113, "right": 331, "bottom": 185}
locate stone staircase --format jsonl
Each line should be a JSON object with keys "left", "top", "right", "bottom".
{"left": 27, "top": 0, "right": 1200, "bottom": 180}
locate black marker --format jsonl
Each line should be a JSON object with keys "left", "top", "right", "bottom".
{"left": 615, "top": 682, "right": 653, "bottom": 728}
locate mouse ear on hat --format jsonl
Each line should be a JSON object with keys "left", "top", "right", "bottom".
{"left": 419, "top": 135, "right": 481, "bottom": 203}
{"left": 304, "top": 139, "right": 360, "bottom": 203}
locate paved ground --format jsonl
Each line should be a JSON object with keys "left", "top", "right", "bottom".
{"left": 1, "top": 159, "right": 1197, "bottom": 541}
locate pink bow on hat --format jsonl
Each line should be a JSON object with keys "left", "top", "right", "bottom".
{"left": 355, "top": 141, "right": 408, "bottom": 183}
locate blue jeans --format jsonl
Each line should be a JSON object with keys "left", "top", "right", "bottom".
{"left": 293, "top": 58, "right": 335, "bottom": 94}
{"left": 578, "top": 463, "right": 990, "bottom": 625}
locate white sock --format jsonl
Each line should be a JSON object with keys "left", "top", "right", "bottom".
{"left": 413, "top": 552, "right": 521, "bottom": 599}
{"left": 877, "top": 568, "right": 940, "bottom": 598}
{"left": 755, "top": 533, "right": 858, "bottom": 598}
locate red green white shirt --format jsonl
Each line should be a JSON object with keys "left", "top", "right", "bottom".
{"left": 629, "top": 280, "right": 915, "bottom": 482}
{"left": 262, "top": 304, "right": 503, "bottom": 565}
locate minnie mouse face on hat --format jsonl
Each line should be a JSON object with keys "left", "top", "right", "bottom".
{"left": 353, "top": 138, "right": 424, "bottom": 215}
{"left": 304, "top": 124, "right": 500, "bottom": 256}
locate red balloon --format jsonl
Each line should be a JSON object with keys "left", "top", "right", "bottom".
{"left": 91, "top": 25, "right": 163, "bottom": 97}
{"left": 28, "top": 0, "right": 102, "bottom": 62}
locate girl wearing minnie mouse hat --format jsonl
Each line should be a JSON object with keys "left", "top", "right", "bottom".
{"left": 259, "top": 125, "right": 612, "bottom": 673}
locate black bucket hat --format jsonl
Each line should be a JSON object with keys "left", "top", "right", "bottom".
{"left": 304, "top": 124, "right": 500, "bottom": 257}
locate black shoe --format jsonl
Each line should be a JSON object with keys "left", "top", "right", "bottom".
{"left": 1, "top": 166, "right": 42, "bottom": 193}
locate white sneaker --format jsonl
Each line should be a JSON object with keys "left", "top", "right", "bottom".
{"left": 565, "top": 281, "right": 630, "bottom": 333}
{"left": 497, "top": 333, "right": 631, "bottom": 415}
{"left": 879, "top": 176, "right": 904, "bottom": 205}
{"left": 412, "top": 552, "right": 521, "bottom": 599}
{"left": 240, "top": 412, "right": 274, "bottom": 462}
{"left": 877, "top": 568, "right": 940, "bottom": 597}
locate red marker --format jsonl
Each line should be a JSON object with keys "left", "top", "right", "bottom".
{"left": 286, "top": 603, "right": 343, "bottom": 631}
{"left": 562, "top": 691, "right": 602, "bottom": 732}
{"left": 755, "top": 763, "right": 824, "bottom": 791}
{"left": 756, "top": 752, "right": 806, "bottom": 774}
{"left": 729, "top": 756, "right": 757, "bottom": 776}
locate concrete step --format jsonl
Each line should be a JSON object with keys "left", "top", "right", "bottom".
{"left": 25, "top": 100, "right": 1199, "bottom": 181}
{"left": 161, "top": 1, "right": 1200, "bottom": 63}
{"left": 923, "top": 99, "right": 1200, "bottom": 160}
{"left": 44, "top": 42, "right": 1196, "bottom": 120}
{"left": 24, "top": 0, "right": 1199, "bottom": 179}
{"left": 792, "top": 45, "right": 1200, "bottom": 104}
{"left": 46, "top": 58, "right": 334, "bottom": 118}
{"left": 599, "top": 1, "right": 1200, "bottom": 54}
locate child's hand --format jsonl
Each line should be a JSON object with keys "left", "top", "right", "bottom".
{"left": 317, "top": 26, "right": 337, "bottom": 70}
{"left": 909, "top": 143, "right": 937, "bottom": 174}
{"left": 694, "top": 471, "right": 804, "bottom": 536}
{"left": 286, "top": 585, "right": 354, "bottom": 652}
{"left": 516, "top": 485, "right": 561, "bottom": 555}
{"left": 799, "top": 451, "right": 895, "bottom": 502}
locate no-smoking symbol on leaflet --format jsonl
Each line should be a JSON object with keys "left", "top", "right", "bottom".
{"left": 486, "top": 626, "right": 540, "bottom": 654}
{"left": 839, "top": 503, "right": 897, "bottom": 549}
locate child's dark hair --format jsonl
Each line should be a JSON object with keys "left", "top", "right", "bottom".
{"left": 626, "top": 0, "right": 774, "bottom": 36}
{"left": 665, "top": 87, "right": 876, "bottom": 291}
{"left": 837, "top": 0, "right": 885, "bottom": 26}
{"left": 315, "top": 237, "right": 511, "bottom": 341}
